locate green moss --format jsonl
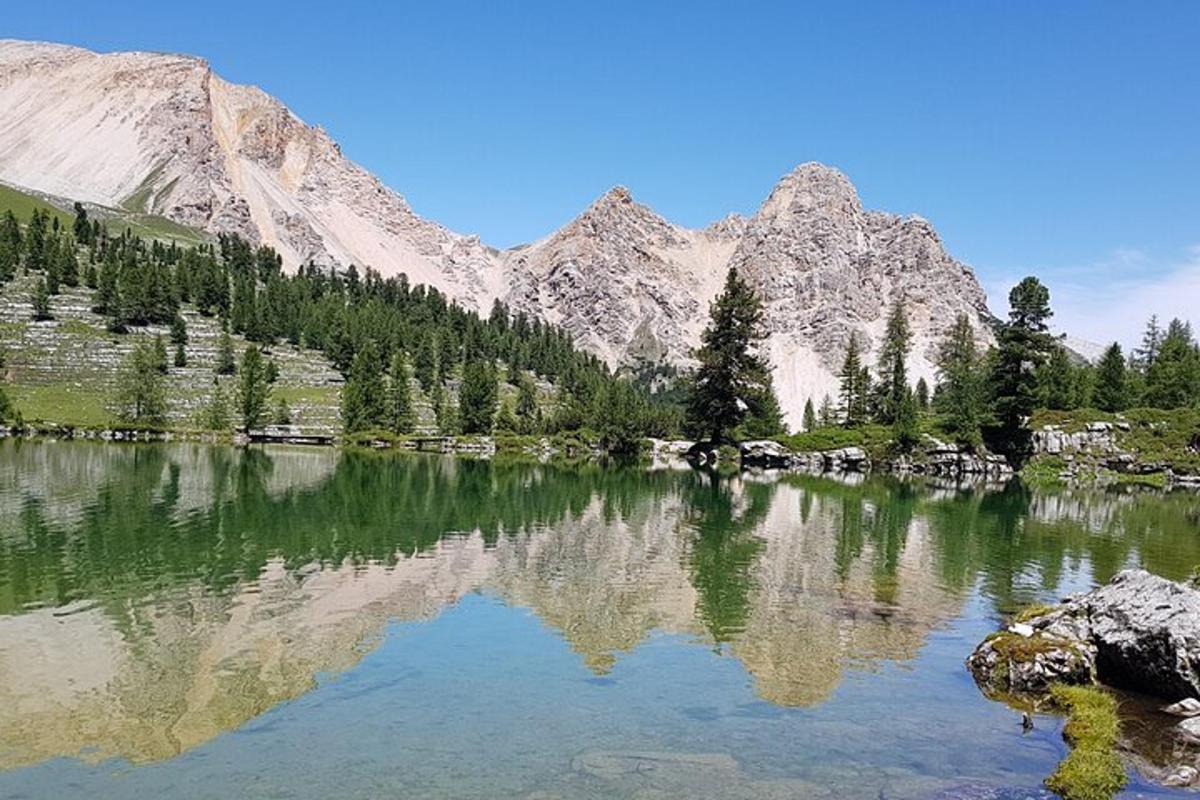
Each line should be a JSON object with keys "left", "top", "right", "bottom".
{"left": 1044, "top": 684, "right": 1126, "bottom": 800}
{"left": 986, "top": 630, "right": 1076, "bottom": 663}
{"left": 1015, "top": 603, "right": 1056, "bottom": 623}
{"left": 1021, "top": 455, "right": 1069, "bottom": 489}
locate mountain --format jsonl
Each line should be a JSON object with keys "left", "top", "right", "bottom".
{"left": 0, "top": 39, "right": 996, "bottom": 426}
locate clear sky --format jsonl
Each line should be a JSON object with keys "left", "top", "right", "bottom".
{"left": 4, "top": 0, "right": 1198, "bottom": 346}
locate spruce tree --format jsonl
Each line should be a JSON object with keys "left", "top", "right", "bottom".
{"left": 802, "top": 398, "right": 816, "bottom": 432}
{"left": 839, "top": 335, "right": 866, "bottom": 426}
{"left": 388, "top": 351, "right": 415, "bottom": 434}
{"left": 1144, "top": 319, "right": 1200, "bottom": 408}
{"left": 934, "top": 314, "right": 986, "bottom": 447}
{"left": 818, "top": 394, "right": 835, "bottom": 427}
{"left": 914, "top": 377, "right": 930, "bottom": 411}
{"left": 236, "top": 345, "right": 271, "bottom": 432}
{"left": 25, "top": 209, "right": 48, "bottom": 272}
{"left": 200, "top": 379, "right": 231, "bottom": 431}
{"left": 115, "top": 338, "right": 167, "bottom": 425}
{"left": 72, "top": 202, "right": 91, "bottom": 245}
{"left": 1038, "top": 346, "right": 1075, "bottom": 410}
{"left": 271, "top": 398, "right": 292, "bottom": 425}
{"left": 1133, "top": 315, "right": 1163, "bottom": 372}
{"left": 31, "top": 278, "right": 53, "bottom": 321}
{"left": 58, "top": 238, "right": 79, "bottom": 288}
{"left": 875, "top": 299, "right": 911, "bottom": 424}
{"left": 686, "top": 267, "right": 779, "bottom": 442}
{"left": 459, "top": 358, "right": 499, "bottom": 434}
{"left": 414, "top": 332, "right": 437, "bottom": 393}
{"left": 989, "top": 277, "right": 1054, "bottom": 463}
{"left": 216, "top": 324, "right": 237, "bottom": 376}
{"left": 341, "top": 341, "right": 388, "bottom": 434}
{"left": 1092, "top": 343, "right": 1127, "bottom": 412}
{"left": 0, "top": 211, "right": 21, "bottom": 283}
{"left": 152, "top": 335, "right": 169, "bottom": 374}
{"left": 892, "top": 386, "right": 919, "bottom": 452}
{"left": 515, "top": 374, "right": 539, "bottom": 434}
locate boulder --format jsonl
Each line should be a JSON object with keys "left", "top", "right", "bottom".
{"left": 968, "top": 570, "right": 1200, "bottom": 701}
{"left": 738, "top": 440, "right": 792, "bottom": 468}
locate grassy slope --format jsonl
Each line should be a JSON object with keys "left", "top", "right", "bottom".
{"left": 0, "top": 183, "right": 207, "bottom": 246}
{"left": 1030, "top": 408, "right": 1200, "bottom": 474}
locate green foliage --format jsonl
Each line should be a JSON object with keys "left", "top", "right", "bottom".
{"left": 30, "top": 278, "right": 53, "bottom": 321}
{"left": 198, "top": 379, "right": 231, "bottom": 431}
{"left": 595, "top": 380, "right": 647, "bottom": 456}
{"left": 341, "top": 340, "right": 388, "bottom": 434}
{"left": 271, "top": 398, "right": 292, "bottom": 425}
{"left": 1092, "top": 343, "right": 1127, "bottom": 412}
{"left": 1044, "top": 685, "right": 1125, "bottom": 800}
{"left": 215, "top": 324, "right": 236, "bottom": 376}
{"left": 875, "top": 298, "right": 911, "bottom": 424}
{"left": 989, "top": 277, "right": 1055, "bottom": 464}
{"left": 686, "top": 268, "right": 781, "bottom": 442}
{"left": 114, "top": 338, "right": 167, "bottom": 425}
{"left": 388, "top": 351, "right": 415, "bottom": 435}
{"left": 459, "top": 358, "right": 499, "bottom": 434}
{"left": 892, "top": 386, "right": 919, "bottom": 452}
{"left": 839, "top": 334, "right": 869, "bottom": 426}
{"left": 1143, "top": 319, "right": 1200, "bottom": 408}
{"left": 935, "top": 313, "right": 986, "bottom": 447}
{"left": 802, "top": 398, "right": 816, "bottom": 432}
{"left": 236, "top": 345, "right": 271, "bottom": 432}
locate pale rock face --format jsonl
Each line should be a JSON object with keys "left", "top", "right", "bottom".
{"left": 0, "top": 39, "right": 996, "bottom": 424}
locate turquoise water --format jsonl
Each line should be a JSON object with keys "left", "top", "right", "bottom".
{"left": 0, "top": 441, "right": 1197, "bottom": 798}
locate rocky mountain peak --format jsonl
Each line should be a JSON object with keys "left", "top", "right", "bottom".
{"left": 0, "top": 39, "right": 998, "bottom": 428}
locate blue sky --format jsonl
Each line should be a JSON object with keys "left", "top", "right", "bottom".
{"left": 4, "top": 0, "right": 1198, "bottom": 345}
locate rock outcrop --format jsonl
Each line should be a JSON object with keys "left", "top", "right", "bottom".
{"left": 0, "top": 39, "right": 997, "bottom": 425}
{"left": 967, "top": 570, "right": 1200, "bottom": 701}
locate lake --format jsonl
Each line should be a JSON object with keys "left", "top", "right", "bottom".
{"left": 1, "top": 440, "right": 1198, "bottom": 799}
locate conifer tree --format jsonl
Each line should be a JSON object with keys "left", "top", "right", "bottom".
{"left": 388, "top": 351, "right": 415, "bottom": 434}
{"left": 31, "top": 278, "right": 53, "bottom": 321}
{"left": 25, "top": 209, "right": 48, "bottom": 272}
{"left": 459, "top": 358, "right": 499, "bottom": 434}
{"left": 57, "top": 237, "right": 79, "bottom": 288}
{"left": 818, "top": 394, "right": 835, "bottom": 427}
{"left": 216, "top": 324, "right": 237, "bottom": 376}
{"left": 1133, "top": 315, "right": 1163, "bottom": 372}
{"left": 802, "top": 398, "right": 816, "bottom": 432}
{"left": 875, "top": 298, "right": 911, "bottom": 424}
{"left": 1092, "top": 343, "right": 1128, "bottom": 412}
{"left": 1038, "top": 346, "right": 1075, "bottom": 410}
{"left": 152, "top": 335, "right": 169, "bottom": 374}
{"left": 914, "top": 377, "right": 930, "bottom": 411}
{"left": 892, "top": 386, "right": 919, "bottom": 451}
{"left": 271, "top": 398, "right": 292, "bottom": 425}
{"left": 515, "top": 373, "right": 539, "bottom": 434}
{"left": 0, "top": 211, "right": 20, "bottom": 283}
{"left": 414, "top": 332, "right": 437, "bottom": 393}
{"left": 838, "top": 335, "right": 868, "bottom": 426}
{"left": 236, "top": 345, "right": 271, "bottom": 432}
{"left": 685, "top": 268, "right": 780, "bottom": 442}
{"left": 115, "top": 338, "right": 167, "bottom": 425}
{"left": 200, "top": 378, "right": 231, "bottom": 431}
{"left": 1144, "top": 319, "right": 1200, "bottom": 408}
{"left": 341, "top": 341, "right": 388, "bottom": 434}
{"left": 72, "top": 202, "right": 91, "bottom": 245}
{"left": 989, "top": 277, "right": 1054, "bottom": 463}
{"left": 935, "top": 314, "right": 986, "bottom": 447}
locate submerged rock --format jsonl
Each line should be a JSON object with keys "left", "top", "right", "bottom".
{"left": 968, "top": 570, "right": 1200, "bottom": 701}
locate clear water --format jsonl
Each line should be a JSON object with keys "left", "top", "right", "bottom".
{"left": 0, "top": 440, "right": 1198, "bottom": 799}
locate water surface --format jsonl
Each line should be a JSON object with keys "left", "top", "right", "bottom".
{"left": 1, "top": 441, "right": 1198, "bottom": 799}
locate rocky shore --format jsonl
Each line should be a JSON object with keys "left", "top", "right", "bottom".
{"left": 968, "top": 570, "right": 1200, "bottom": 789}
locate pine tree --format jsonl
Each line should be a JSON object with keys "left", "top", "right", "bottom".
{"left": 875, "top": 299, "right": 911, "bottom": 424}
{"left": 200, "top": 379, "right": 231, "bottom": 431}
{"left": 494, "top": 396, "right": 519, "bottom": 433}
{"left": 1133, "top": 315, "right": 1163, "bottom": 372}
{"left": 414, "top": 332, "right": 437, "bottom": 393}
{"left": 388, "top": 351, "right": 415, "bottom": 434}
{"left": 1092, "top": 343, "right": 1127, "bottom": 412}
{"left": 31, "top": 278, "right": 53, "bottom": 321}
{"left": 236, "top": 345, "right": 272, "bottom": 432}
{"left": 686, "top": 268, "right": 780, "bottom": 442}
{"left": 25, "top": 209, "right": 48, "bottom": 272}
{"left": 57, "top": 238, "right": 79, "bottom": 288}
{"left": 989, "top": 277, "right": 1054, "bottom": 463}
{"left": 1144, "top": 319, "right": 1200, "bottom": 408}
{"left": 818, "top": 394, "right": 835, "bottom": 427}
{"left": 152, "top": 335, "right": 169, "bottom": 374}
{"left": 73, "top": 202, "right": 92, "bottom": 245}
{"left": 341, "top": 341, "right": 388, "bottom": 434}
{"left": 802, "top": 398, "right": 816, "bottom": 432}
{"left": 515, "top": 374, "right": 539, "bottom": 434}
{"left": 839, "top": 334, "right": 866, "bottom": 426}
{"left": 271, "top": 398, "right": 292, "bottom": 425}
{"left": 174, "top": 341, "right": 187, "bottom": 368}
{"left": 596, "top": 379, "right": 645, "bottom": 455}
{"left": 935, "top": 314, "right": 986, "bottom": 447}
{"left": 0, "top": 211, "right": 21, "bottom": 283}
{"left": 892, "top": 387, "right": 919, "bottom": 452}
{"left": 1038, "top": 345, "right": 1075, "bottom": 410}
{"left": 459, "top": 358, "right": 499, "bottom": 434}
{"left": 914, "top": 377, "right": 930, "bottom": 412}
{"left": 115, "top": 338, "right": 167, "bottom": 425}
{"left": 216, "top": 324, "right": 237, "bottom": 376}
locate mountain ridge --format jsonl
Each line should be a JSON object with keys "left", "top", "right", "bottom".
{"left": 0, "top": 39, "right": 996, "bottom": 425}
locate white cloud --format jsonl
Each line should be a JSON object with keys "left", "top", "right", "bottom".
{"left": 986, "top": 246, "right": 1200, "bottom": 352}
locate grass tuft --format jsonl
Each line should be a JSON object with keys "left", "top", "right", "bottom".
{"left": 1045, "top": 684, "right": 1126, "bottom": 800}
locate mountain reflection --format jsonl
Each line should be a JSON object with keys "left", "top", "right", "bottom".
{"left": 0, "top": 440, "right": 1198, "bottom": 770}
